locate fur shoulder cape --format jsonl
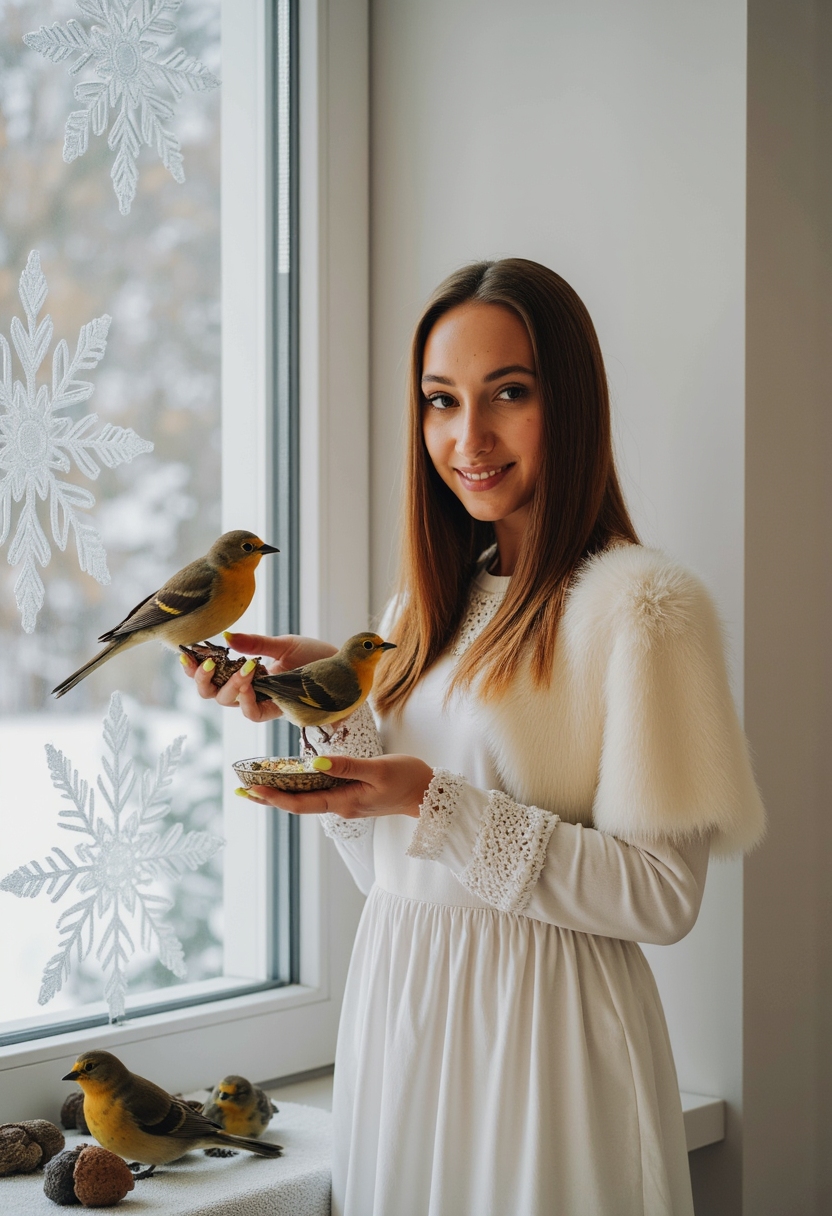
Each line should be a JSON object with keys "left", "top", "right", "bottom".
{"left": 473, "top": 544, "right": 765, "bottom": 857}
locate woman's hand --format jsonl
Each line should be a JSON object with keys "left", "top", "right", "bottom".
{"left": 239, "top": 753, "right": 434, "bottom": 820}
{"left": 180, "top": 632, "right": 338, "bottom": 723}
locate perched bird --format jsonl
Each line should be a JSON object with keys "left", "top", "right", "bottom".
{"left": 251, "top": 632, "right": 396, "bottom": 752}
{"left": 202, "top": 1075, "right": 277, "bottom": 1139}
{"left": 61, "top": 1050, "right": 283, "bottom": 1176}
{"left": 52, "top": 531, "right": 278, "bottom": 698}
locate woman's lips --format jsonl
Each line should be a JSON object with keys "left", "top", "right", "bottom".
{"left": 454, "top": 463, "right": 513, "bottom": 491}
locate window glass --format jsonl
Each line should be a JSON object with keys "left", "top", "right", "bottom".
{"left": 0, "top": 0, "right": 271, "bottom": 1039}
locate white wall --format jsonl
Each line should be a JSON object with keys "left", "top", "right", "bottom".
{"left": 369, "top": 0, "right": 747, "bottom": 1207}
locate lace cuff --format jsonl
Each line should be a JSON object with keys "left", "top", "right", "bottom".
{"left": 407, "top": 768, "right": 467, "bottom": 861}
{"left": 307, "top": 702, "right": 382, "bottom": 841}
{"left": 320, "top": 815, "right": 373, "bottom": 841}
{"left": 458, "top": 790, "right": 559, "bottom": 914}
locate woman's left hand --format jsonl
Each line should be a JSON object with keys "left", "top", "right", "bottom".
{"left": 238, "top": 754, "right": 434, "bottom": 820}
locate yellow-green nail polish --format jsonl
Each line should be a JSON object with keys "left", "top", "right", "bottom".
{"left": 312, "top": 756, "right": 332, "bottom": 771}
{"left": 223, "top": 631, "right": 233, "bottom": 642}
{"left": 202, "top": 658, "right": 215, "bottom": 672}
{"left": 241, "top": 659, "right": 256, "bottom": 676}
{"left": 179, "top": 654, "right": 190, "bottom": 666}
{"left": 234, "top": 787, "right": 250, "bottom": 798}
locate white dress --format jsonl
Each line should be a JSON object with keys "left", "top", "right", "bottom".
{"left": 320, "top": 562, "right": 718, "bottom": 1216}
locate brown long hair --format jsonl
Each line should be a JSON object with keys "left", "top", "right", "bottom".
{"left": 374, "top": 258, "right": 639, "bottom": 714}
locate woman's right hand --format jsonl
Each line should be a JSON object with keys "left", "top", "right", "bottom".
{"left": 181, "top": 632, "right": 338, "bottom": 723}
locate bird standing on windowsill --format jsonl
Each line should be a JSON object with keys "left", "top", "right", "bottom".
{"left": 52, "top": 530, "right": 278, "bottom": 698}
{"left": 62, "top": 1051, "right": 283, "bottom": 1176}
{"left": 202, "top": 1075, "right": 278, "bottom": 1139}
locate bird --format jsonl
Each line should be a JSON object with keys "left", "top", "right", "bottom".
{"left": 52, "top": 531, "right": 279, "bottom": 698}
{"left": 250, "top": 632, "right": 396, "bottom": 753}
{"left": 202, "top": 1075, "right": 277, "bottom": 1139}
{"left": 61, "top": 1050, "right": 283, "bottom": 1176}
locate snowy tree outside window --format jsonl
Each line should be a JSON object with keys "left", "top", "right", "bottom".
{"left": 0, "top": 0, "right": 233, "bottom": 1037}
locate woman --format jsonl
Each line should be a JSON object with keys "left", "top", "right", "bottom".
{"left": 185, "top": 259, "right": 765, "bottom": 1215}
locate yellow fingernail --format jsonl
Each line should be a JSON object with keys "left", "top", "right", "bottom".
{"left": 202, "top": 658, "right": 215, "bottom": 672}
{"left": 223, "top": 631, "right": 233, "bottom": 642}
{"left": 241, "top": 659, "right": 256, "bottom": 675}
{"left": 179, "top": 654, "right": 190, "bottom": 667}
{"left": 234, "top": 787, "right": 251, "bottom": 798}
{"left": 312, "top": 756, "right": 332, "bottom": 771}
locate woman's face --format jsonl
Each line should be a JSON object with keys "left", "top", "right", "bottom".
{"left": 421, "top": 301, "right": 543, "bottom": 534}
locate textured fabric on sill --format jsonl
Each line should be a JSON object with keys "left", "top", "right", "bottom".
{"left": 321, "top": 545, "right": 765, "bottom": 1216}
{"left": 3, "top": 1105, "right": 330, "bottom": 1216}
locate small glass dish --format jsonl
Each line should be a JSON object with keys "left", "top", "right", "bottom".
{"left": 233, "top": 756, "right": 349, "bottom": 793}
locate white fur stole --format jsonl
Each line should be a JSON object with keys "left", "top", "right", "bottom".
{"left": 473, "top": 545, "right": 765, "bottom": 857}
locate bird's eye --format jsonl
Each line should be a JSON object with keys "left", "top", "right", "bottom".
{"left": 363, "top": 640, "right": 374, "bottom": 650}
{"left": 84, "top": 1062, "right": 95, "bottom": 1072}
{"left": 242, "top": 542, "right": 254, "bottom": 552}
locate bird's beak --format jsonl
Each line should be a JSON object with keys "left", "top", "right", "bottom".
{"left": 380, "top": 642, "right": 397, "bottom": 651}
{"left": 63, "top": 1069, "right": 80, "bottom": 1081}
{"left": 257, "top": 543, "right": 279, "bottom": 555}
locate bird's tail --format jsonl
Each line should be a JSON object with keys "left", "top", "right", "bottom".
{"left": 52, "top": 641, "right": 125, "bottom": 699}
{"left": 216, "top": 1131, "right": 283, "bottom": 1157}
{"left": 248, "top": 678, "right": 279, "bottom": 704}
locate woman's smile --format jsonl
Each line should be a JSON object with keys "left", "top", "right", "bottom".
{"left": 454, "top": 461, "right": 514, "bottom": 489}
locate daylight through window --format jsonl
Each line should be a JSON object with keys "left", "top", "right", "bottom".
{"left": 0, "top": 0, "right": 296, "bottom": 1044}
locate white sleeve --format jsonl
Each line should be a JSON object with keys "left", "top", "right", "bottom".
{"left": 310, "top": 702, "right": 380, "bottom": 895}
{"left": 407, "top": 769, "right": 709, "bottom": 945}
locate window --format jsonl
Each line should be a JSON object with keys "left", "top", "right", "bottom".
{"left": 0, "top": 0, "right": 302, "bottom": 1045}
{"left": 0, "top": 0, "right": 369, "bottom": 1111}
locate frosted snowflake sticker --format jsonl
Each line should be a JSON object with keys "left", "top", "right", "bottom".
{"left": 24, "top": 0, "right": 220, "bottom": 215}
{"left": 0, "top": 692, "right": 224, "bottom": 1021}
{"left": 0, "top": 250, "right": 153, "bottom": 633}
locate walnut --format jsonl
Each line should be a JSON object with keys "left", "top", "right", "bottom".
{"left": 60, "top": 1093, "right": 90, "bottom": 1135}
{"left": 43, "top": 1145, "right": 85, "bottom": 1203}
{"left": 0, "top": 1120, "right": 65, "bottom": 1175}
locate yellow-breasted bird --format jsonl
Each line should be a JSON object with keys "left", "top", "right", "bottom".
{"left": 202, "top": 1075, "right": 277, "bottom": 1139}
{"left": 62, "top": 1051, "right": 283, "bottom": 1175}
{"left": 52, "top": 531, "right": 278, "bottom": 698}
{"left": 251, "top": 632, "right": 396, "bottom": 752}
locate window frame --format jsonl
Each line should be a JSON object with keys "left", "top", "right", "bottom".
{"left": 0, "top": 0, "right": 369, "bottom": 1119}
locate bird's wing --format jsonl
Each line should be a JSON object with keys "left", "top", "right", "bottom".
{"left": 255, "top": 1088, "right": 276, "bottom": 1121}
{"left": 255, "top": 662, "right": 360, "bottom": 713}
{"left": 138, "top": 1095, "right": 223, "bottom": 1141}
{"left": 99, "top": 560, "right": 217, "bottom": 642}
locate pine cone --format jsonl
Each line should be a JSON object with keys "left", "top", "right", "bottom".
{"left": 179, "top": 643, "right": 270, "bottom": 692}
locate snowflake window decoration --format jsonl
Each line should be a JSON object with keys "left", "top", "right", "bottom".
{"left": 0, "top": 250, "right": 153, "bottom": 633}
{"left": 24, "top": 0, "right": 220, "bottom": 216}
{"left": 0, "top": 692, "right": 224, "bottom": 1022}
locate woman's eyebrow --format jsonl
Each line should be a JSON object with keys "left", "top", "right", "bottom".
{"left": 421, "top": 364, "right": 536, "bottom": 386}
{"left": 483, "top": 364, "right": 536, "bottom": 382}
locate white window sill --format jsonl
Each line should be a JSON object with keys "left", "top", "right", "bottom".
{"left": 0, "top": 981, "right": 342, "bottom": 1125}
{"left": 680, "top": 1091, "right": 726, "bottom": 1152}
